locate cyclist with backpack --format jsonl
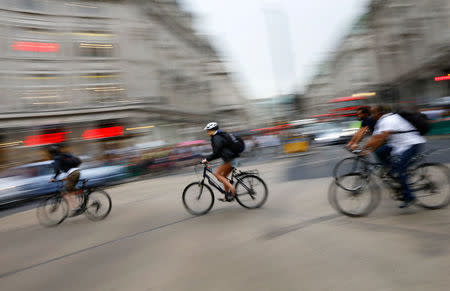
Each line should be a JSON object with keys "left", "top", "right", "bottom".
{"left": 201, "top": 122, "right": 245, "bottom": 202}
{"left": 48, "top": 145, "right": 82, "bottom": 215}
{"left": 361, "top": 105, "right": 427, "bottom": 208}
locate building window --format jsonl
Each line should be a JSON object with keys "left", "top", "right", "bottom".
{"left": 74, "top": 42, "right": 117, "bottom": 57}
{"left": 14, "top": 74, "right": 69, "bottom": 111}
{"left": 71, "top": 31, "right": 118, "bottom": 58}
{"left": 74, "top": 73, "right": 126, "bottom": 105}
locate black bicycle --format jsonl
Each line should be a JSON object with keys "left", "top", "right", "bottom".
{"left": 329, "top": 149, "right": 450, "bottom": 217}
{"left": 182, "top": 163, "right": 268, "bottom": 215}
{"left": 37, "top": 179, "right": 112, "bottom": 226}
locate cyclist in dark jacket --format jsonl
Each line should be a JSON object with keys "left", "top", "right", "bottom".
{"left": 48, "top": 145, "right": 81, "bottom": 215}
{"left": 201, "top": 122, "right": 237, "bottom": 202}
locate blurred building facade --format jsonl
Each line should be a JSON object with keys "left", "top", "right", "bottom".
{"left": 301, "top": 0, "right": 450, "bottom": 117}
{"left": 248, "top": 94, "right": 301, "bottom": 126}
{"left": 368, "top": 0, "right": 450, "bottom": 105}
{"left": 0, "top": 0, "right": 246, "bottom": 167}
{"left": 303, "top": 13, "right": 378, "bottom": 116}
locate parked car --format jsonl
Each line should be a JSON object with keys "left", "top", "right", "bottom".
{"left": 313, "top": 122, "right": 357, "bottom": 145}
{"left": 0, "top": 160, "right": 127, "bottom": 207}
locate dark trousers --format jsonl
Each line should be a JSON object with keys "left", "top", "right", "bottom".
{"left": 391, "top": 144, "right": 422, "bottom": 200}
{"left": 374, "top": 144, "right": 392, "bottom": 167}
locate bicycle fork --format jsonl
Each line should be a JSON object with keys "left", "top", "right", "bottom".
{"left": 197, "top": 180, "right": 206, "bottom": 200}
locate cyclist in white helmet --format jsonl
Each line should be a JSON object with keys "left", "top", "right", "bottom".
{"left": 201, "top": 122, "right": 238, "bottom": 202}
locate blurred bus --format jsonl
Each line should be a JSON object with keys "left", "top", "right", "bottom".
{"left": 328, "top": 95, "right": 369, "bottom": 118}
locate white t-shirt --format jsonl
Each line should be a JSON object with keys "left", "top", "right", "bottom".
{"left": 373, "top": 113, "right": 426, "bottom": 155}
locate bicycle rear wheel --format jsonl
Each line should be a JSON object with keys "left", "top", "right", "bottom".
{"left": 412, "top": 163, "right": 450, "bottom": 209}
{"left": 182, "top": 182, "right": 214, "bottom": 215}
{"left": 85, "top": 190, "right": 112, "bottom": 221}
{"left": 328, "top": 174, "right": 380, "bottom": 217}
{"left": 37, "top": 195, "right": 68, "bottom": 227}
{"left": 235, "top": 175, "right": 268, "bottom": 209}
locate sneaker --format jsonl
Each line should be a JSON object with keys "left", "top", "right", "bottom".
{"left": 218, "top": 192, "right": 234, "bottom": 202}
{"left": 399, "top": 197, "right": 416, "bottom": 208}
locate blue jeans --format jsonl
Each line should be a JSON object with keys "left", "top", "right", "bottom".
{"left": 391, "top": 144, "right": 422, "bottom": 201}
{"left": 374, "top": 144, "right": 392, "bottom": 167}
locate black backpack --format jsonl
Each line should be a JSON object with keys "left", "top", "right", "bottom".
{"left": 226, "top": 133, "right": 246, "bottom": 154}
{"left": 397, "top": 111, "right": 430, "bottom": 136}
{"left": 63, "top": 153, "right": 82, "bottom": 168}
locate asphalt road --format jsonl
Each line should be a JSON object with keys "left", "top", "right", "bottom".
{"left": 1, "top": 157, "right": 450, "bottom": 291}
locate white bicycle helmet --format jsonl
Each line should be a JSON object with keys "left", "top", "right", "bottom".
{"left": 204, "top": 122, "right": 219, "bottom": 131}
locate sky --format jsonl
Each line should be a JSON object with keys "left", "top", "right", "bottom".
{"left": 180, "top": 0, "right": 370, "bottom": 99}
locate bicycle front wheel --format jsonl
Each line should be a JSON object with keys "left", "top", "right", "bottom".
{"left": 333, "top": 157, "right": 368, "bottom": 191}
{"left": 235, "top": 175, "right": 268, "bottom": 209}
{"left": 85, "top": 190, "right": 112, "bottom": 221}
{"left": 328, "top": 174, "right": 380, "bottom": 217}
{"left": 37, "top": 195, "right": 68, "bottom": 227}
{"left": 413, "top": 163, "right": 450, "bottom": 210}
{"left": 182, "top": 182, "right": 214, "bottom": 215}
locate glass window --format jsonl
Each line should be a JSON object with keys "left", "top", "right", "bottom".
{"left": 13, "top": 74, "right": 68, "bottom": 111}
{"left": 74, "top": 42, "right": 117, "bottom": 57}
{"left": 71, "top": 31, "right": 118, "bottom": 58}
{"left": 74, "top": 73, "right": 126, "bottom": 105}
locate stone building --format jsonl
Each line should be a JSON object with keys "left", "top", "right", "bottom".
{"left": 0, "top": 0, "right": 246, "bottom": 167}
{"left": 368, "top": 0, "right": 450, "bottom": 104}
{"left": 301, "top": 0, "right": 450, "bottom": 116}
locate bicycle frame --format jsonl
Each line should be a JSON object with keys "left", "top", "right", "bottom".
{"left": 52, "top": 179, "right": 91, "bottom": 212}
{"left": 198, "top": 165, "right": 255, "bottom": 196}
{"left": 346, "top": 152, "right": 431, "bottom": 199}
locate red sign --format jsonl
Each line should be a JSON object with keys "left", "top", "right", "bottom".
{"left": 82, "top": 126, "right": 124, "bottom": 140}
{"left": 434, "top": 75, "right": 450, "bottom": 81}
{"left": 11, "top": 41, "right": 60, "bottom": 52}
{"left": 24, "top": 132, "right": 70, "bottom": 146}
{"left": 332, "top": 106, "right": 361, "bottom": 112}
{"left": 328, "top": 96, "right": 368, "bottom": 103}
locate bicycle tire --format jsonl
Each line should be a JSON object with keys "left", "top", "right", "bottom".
{"left": 37, "top": 195, "right": 69, "bottom": 227}
{"left": 235, "top": 175, "right": 268, "bottom": 209}
{"left": 412, "top": 163, "right": 450, "bottom": 210}
{"left": 182, "top": 182, "right": 214, "bottom": 215}
{"left": 85, "top": 189, "right": 112, "bottom": 221}
{"left": 328, "top": 174, "right": 380, "bottom": 217}
{"left": 333, "top": 157, "right": 369, "bottom": 191}
{"left": 336, "top": 171, "right": 370, "bottom": 192}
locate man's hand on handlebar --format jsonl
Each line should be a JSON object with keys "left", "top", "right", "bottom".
{"left": 201, "top": 159, "right": 208, "bottom": 164}
{"left": 345, "top": 147, "right": 370, "bottom": 156}
{"left": 354, "top": 149, "right": 370, "bottom": 156}
{"left": 346, "top": 142, "right": 359, "bottom": 151}
{"left": 350, "top": 143, "right": 359, "bottom": 151}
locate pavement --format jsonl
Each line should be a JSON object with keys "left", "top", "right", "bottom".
{"left": 1, "top": 156, "right": 450, "bottom": 291}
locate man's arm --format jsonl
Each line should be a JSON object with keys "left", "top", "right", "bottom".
{"left": 52, "top": 159, "right": 61, "bottom": 180}
{"left": 362, "top": 131, "right": 390, "bottom": 152}
{"left": 206, "top": 137, "right": 224, "bottom": 162}
{"left": 347, "top": 128, "right": 362, "bottom": 146}
{"left": 353, "top": 127, "right": 369, "bottom": 146}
